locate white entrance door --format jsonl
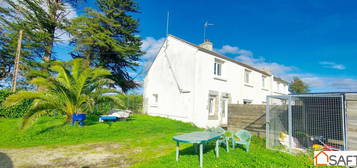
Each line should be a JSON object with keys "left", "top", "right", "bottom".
{"left": 220, "top": 99, "right": 228, "bottom": 125}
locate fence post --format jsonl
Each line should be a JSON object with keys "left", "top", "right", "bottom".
{"left": 288, "top": 95, "right": 292, "bottom": 152}
{"left": 341, "top": 95, "right": 347, "bottom": 150}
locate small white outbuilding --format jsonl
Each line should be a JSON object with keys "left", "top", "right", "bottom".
{"left": 143, "top": 34, "right": 288, "bottom": 128}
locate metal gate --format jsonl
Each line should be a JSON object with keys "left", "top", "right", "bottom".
{"left": 266, "top": 94, "right": 346, "bottom": 153}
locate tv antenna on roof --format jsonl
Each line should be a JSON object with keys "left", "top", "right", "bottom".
{"left": 203, "top": 21, "right": 214, "bottom": 42}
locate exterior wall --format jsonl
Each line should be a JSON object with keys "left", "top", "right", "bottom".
{"left": 143, "top": 37, "right": 197, "bottom": 122}
{"left": 192, "top": 46, "right": 288, "bottom": 127}
{"left": 272, "top": 80, "right": 288, "bottom": 95}
{"left": 144, "top": 35, "right": 289, "bottom": 128}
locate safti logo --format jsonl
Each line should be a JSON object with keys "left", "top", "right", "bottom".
{"left": 314, "top": 151, "right": 357, "bottom": 166}
{"left": 314, "top": 151, "right": 329, "bottom": 166}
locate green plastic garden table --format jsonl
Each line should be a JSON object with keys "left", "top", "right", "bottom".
{"left": 173, "top": 131, "right": 222, "bottom": 167}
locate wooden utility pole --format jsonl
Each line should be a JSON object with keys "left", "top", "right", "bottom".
{"left": 11, "top": 30, "right": 23, "bottom": 92}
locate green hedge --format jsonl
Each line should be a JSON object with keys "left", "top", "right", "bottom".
{"left": 0, "top": 89, "right": 32, "bottom": 118}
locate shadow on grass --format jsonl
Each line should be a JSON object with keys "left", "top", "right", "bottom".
{"left": 85, "top": 115, "right": 100, "bottom": 126}
{"left": 85, "top": 116, "right": 136, "bottom": 126}
{"left": 35, "top": 122, "right": 68, "bottom": 135}
{"left": 179, "top": 142, "right": 217, "bottom": 157}
{"left": 35, "top": 115, "right": 137, "bottom": 134}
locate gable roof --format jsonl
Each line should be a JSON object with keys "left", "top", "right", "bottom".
{"left": 168, "top": 34, "right": 272, "bottom": 76}
{"left": 150, "top": 34, "right": 288, "bottom": 84}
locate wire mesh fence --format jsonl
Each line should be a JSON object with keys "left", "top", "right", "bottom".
{"left": 266, "top": 94, "right": 346, "bottom": 153}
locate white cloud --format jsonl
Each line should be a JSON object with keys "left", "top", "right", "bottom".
{"left": 137, "top": 36, "right": 165, "bottom": 75}
{"left": 235, "top": 54, "right": 294, "bottom": 79}
{"left": 63, "top": 3, "right": 78, "bottom": 20}
{"left": 217, "top": 45, "right": 253, "bottom": 57}
{"left": 141, "top": 37, "right": 165, "bottom": 59}
{"left": 319, "top": 61, "right": 346, "bottom": 70}
{"left": 224, "top": 44, "right": 357, "bottom": 92}
{"left": 217, "top": 45, "right": 239, "bottom": 54}
{"left": 55, "top": 3, "right": 78, "bottom": 44}
{"left": 301, "top": 76, "right": 357, "bottom": 92}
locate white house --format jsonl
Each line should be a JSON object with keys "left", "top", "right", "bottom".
{"left": 143, "top": 34, "right": 289, "bottom": 128}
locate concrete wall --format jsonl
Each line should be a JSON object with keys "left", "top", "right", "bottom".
{"left": 228, "top": 104, "right": 266, "bottom": 138}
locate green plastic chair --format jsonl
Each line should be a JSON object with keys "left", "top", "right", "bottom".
{"left": 208, "top": 127, "right": 230, "bottom": 155}
{"left": 232, "top": 130, "right": 251, "bottom": 152}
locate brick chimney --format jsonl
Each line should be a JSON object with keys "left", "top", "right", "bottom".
{"left": 262, "top": 69, "right": 272, "bottom": 75}
{"left": 199, "top": 40, "right": 213, "bottom": 51}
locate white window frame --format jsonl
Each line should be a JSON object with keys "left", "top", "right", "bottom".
{"left": 244, "top": 69, "right": 251, "bottom": 84}
{"left": 208, "top": 96, "right": 215, "bottom": 116}
{"left": 214, "top": 61, "right": 222, "bottom": 76}
{"left": 152, "top": 94, "right": 158, "bottom": 106}
{"left": 221, "top": 99, "right": 227, "bottom": 118}
{"left": 262, "top": 75, "right": 267, "bottom": 89}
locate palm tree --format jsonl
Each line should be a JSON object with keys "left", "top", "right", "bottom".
{"left": 3, "top": 58, "right": 122, "bottom": 129}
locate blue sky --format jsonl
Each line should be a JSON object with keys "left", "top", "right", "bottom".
{"left": 54, "top": 0, "right": 357, "bottom": 92}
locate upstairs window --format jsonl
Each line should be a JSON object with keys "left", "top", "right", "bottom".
{"left": 244, "top": 69, "right": 251, "bottom": 83}
{"left": 214, "top": 62, "right": 222, "bottom": 76}
{"left": 277, "top": 82, "right": 280, "bottom": 92}
{"left": 262, "top": 75, "right": 267, "bottom": 88}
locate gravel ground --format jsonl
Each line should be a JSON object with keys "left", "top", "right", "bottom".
{"left": 0, "top": 142, "right": 138, "bottom": 168}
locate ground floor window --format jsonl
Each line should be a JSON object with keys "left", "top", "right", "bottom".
{"left": 151, "top": 94, "right": 158, "bottom": 106}
{"left": 243, "top": 99, "right": 252, "bottom": 104}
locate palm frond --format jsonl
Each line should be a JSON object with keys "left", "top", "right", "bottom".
{"left": 21, "top": 101, "right": 57, "bottom": 129}
{"left": 3, "top": 91, "right": 45, "bottom": 107}
{"left": 90, "top": 68, "right": 111, "bottom": 81}
{"left": 50, "top": 64, "right": 74, "bottom": 88}
{"left": 96, "top": 95, "right": 124, "bottom": 107}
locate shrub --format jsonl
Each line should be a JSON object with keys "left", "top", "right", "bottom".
{"left": 117, "top": 94, "right": 143, "bottom": 113}
{"left": 0, "top": 89, "right": 32, "bottom": 118}
{"left": 89, "top": 93, "right": 143, "bottom": 116}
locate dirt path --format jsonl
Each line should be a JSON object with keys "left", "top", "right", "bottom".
{"left": 0, "top": 142, "right": 139, "bottom": 168}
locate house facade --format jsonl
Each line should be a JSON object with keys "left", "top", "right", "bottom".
{"left": 143, "top": 35, "right": 289, "bottom": 128}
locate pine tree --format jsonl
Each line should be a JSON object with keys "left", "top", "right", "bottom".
{"left": 0, "top": 0, "right": 79, "bottom": 85}
{"left": 0, "top": 23, "right": 35, "bottom": 83}
{"left": 0, "top": 0, "right": 78, "bottom": 62}
{"left": 68, "top": 0, "right": 143, "bottom": 92}
{"left": 0, "top": 28, "right": 16, "bottom": 81}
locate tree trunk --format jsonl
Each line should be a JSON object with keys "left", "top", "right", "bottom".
{"left": 43, "top": 28, "right": 56, "bottom": 62}
{"left": 11, "top": 30, "right": 23, "bottom": 92}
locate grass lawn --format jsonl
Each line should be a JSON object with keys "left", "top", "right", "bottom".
{"left": 0, "top": 114, "right": 313, "bottom": 167}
